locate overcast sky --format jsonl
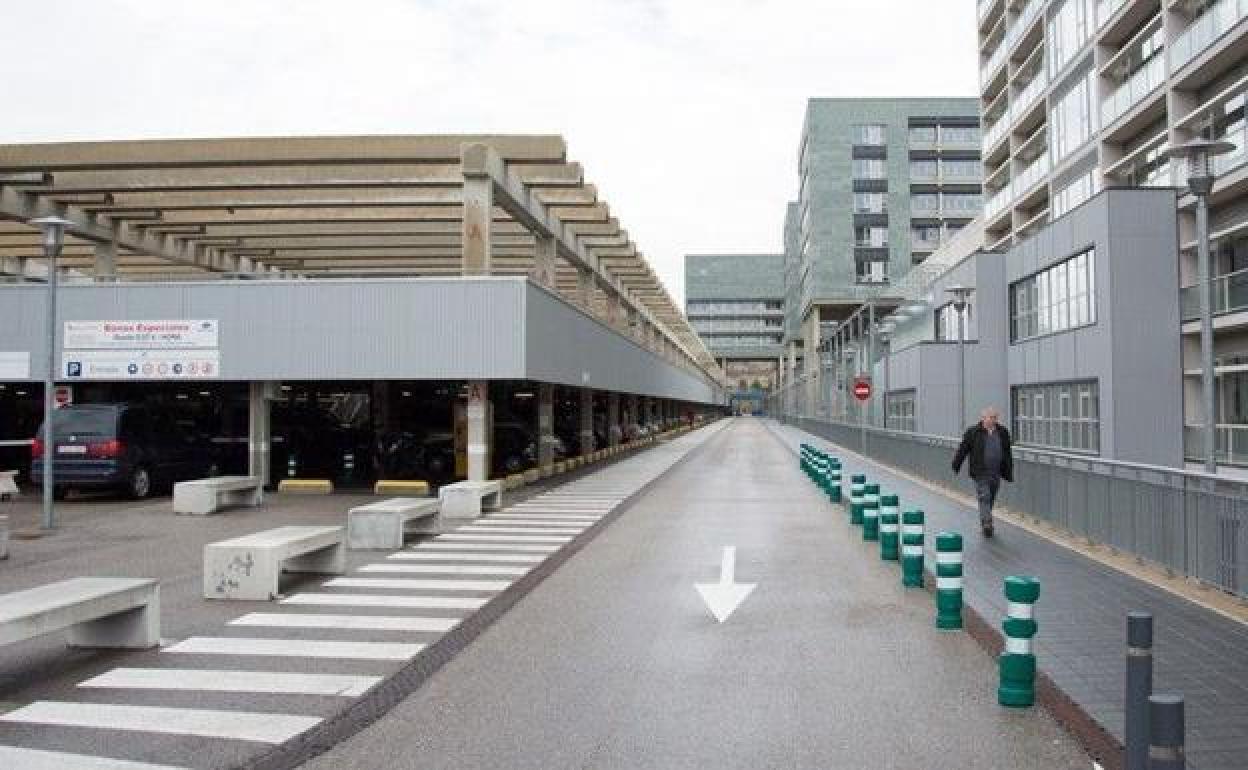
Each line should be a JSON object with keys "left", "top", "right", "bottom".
{"left": 2, "top": 0, "right": 977, "bottom": 304}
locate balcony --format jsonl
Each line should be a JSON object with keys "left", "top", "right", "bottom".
{"left": 982, "top": 112, "right": 1010, "bottom": 153}
{"left": 1096, "top": 0, "right": 1129, "bottom": 30}
{"left": 984, "top": 182, "right": 1013, "bottom": 222}
{"left": 980, "top": 38, "right": 1009, "bottom": 85}
{"left": 1183, "top": 423, "right": 1248, "bottom": 467}
{"left": 1014, "top": 151, "right": 1050, "bottom": 198}
{"left": 1004, "top": 0, "right": 1045, "bottom": 58}
{"left": 1170, "top": 0, "right": 1248, "bottom": 74}
{"left": 1180, "top": 266, "right": 1248, "bottom": 321}
{"left": 1101, "top": 54, "right": 1166, "bottom": 128}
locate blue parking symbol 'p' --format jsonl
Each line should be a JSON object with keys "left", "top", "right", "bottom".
{"left": 66, "top": 361, "right": 82, "bottom": 377}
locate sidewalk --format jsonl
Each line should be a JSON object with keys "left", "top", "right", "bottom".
{"left": 304, "top": 417, "right": 1088, "bottom": 770}
{"left": 767, "top": 419, "right": 1248, "bottom": 770}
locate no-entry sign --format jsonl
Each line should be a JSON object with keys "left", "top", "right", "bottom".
{"left": 853, "top": 378, "right": 872, "bottom": 401}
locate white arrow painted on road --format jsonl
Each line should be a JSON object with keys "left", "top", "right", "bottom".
{"left": 695, "top": 546, "right": 756, "bottom": 623}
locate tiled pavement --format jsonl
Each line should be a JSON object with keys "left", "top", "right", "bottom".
{"left": 0, "top": 423, "right": 724, "bottom": 769}
{"left": 768, "top": 419, "right": 1248, "bottom": 770}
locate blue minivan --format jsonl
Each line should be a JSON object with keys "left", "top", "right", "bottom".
{"left": 31, "top": 403, "right": 220, "bottom": 499}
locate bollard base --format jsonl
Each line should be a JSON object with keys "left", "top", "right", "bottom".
{"left": 999, "top": 653, "right": 1036, "bottom": 708}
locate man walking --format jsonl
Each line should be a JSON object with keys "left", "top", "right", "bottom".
{"left": 952, "top": 407, "right": 1014, "bottom": 537}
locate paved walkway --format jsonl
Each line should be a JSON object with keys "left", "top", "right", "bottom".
{"left": 0, "top": 426, "right": 722, "bottom": 769}
{"left": 768, "top": 419, "right": 1248, "bottom": 770}
{"left": 305, "top": 417, "right": 1087, "bottom": 770}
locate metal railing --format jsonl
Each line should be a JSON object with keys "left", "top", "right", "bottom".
{"left": 1096, "top": 0, "right": 1129, "bottom": 30}
{"left": 1101, "top": 54, "right": 1166, "bottom": 128}
{"left": 1170, "top": 0, "right": 1248, "bottom": 73}
{"left": 1179, "top": 265, "right": 1248, "bottom": 321}
{"left": 782, "top": 415, "right": 1248, "bottom": 599}
{"left": 1184, "top": 423, "right": 1248, "bottom": 467}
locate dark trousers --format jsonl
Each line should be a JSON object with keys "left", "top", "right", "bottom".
{"left": 974, "top": 475, "right": 1000, "bottom": 526}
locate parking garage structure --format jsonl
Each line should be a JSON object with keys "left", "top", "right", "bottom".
{"left": 0, "top": 135, "right": 725, "bottom": 491}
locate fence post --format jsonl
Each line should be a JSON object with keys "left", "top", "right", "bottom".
{"left": 1147, "top": 695, "right": 1185, "bottom": 770}
{"left": 901, "top": 510, "right": 924, "bottom": 586}
{"left": 999, "top": 575, "right": 1040, "bottom": 708}
{"left": 862, "top": 483, "right": 880, "bottom": 541}
{"left": 879, "top": 495, "right": 899, "bottom": 561}
{"left": 850, "top": 474, "right": 866, "bottom": 525}
{"left": 935, "top": 531, "right": 963, "bottom": 630}
{"left": 1126, "top": 612, "right": 1154, "bottom": 770}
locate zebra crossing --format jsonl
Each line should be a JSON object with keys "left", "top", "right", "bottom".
{"left": 0, "top": 424, "right": 722, "bottom": 769}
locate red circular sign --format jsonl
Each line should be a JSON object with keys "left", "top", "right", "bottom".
{"left": 853, "top": 378, "right": 872, "bottom": 401}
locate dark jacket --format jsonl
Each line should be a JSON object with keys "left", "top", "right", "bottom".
{"left": 952, "top": 423, "right": 1014, "bottom": 482}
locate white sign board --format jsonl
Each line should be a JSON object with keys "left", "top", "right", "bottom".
{"left": 62, "top": 350, "right": 221, "bottom": 380}
{"left": 64, "top": 320, "right": 219, "bottom": 350}
{"left": 0, "top": 352, "right": 30, "bottom": 379}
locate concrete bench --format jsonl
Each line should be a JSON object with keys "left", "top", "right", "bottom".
{"left": 0, "top": 470, "right": 17, "bottom": 501}
{"left": 204, "top": 525, "right": 345, "bottom": 600}
{"left": 347, "top": 497, "right": 439, "bottom": 550}
{"left": 0, "top": 577, "right": 160, "bottom": 649}
{"left": 173, "top": 475, "right": 263, "bottom": 515}
{"left": 438, "top": 480, "right": 503, "bottom": 520}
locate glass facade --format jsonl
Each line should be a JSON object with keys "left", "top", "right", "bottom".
{"left": 854, "top": 124, "right": 887, "bottom": 145}
{"left": 853, "top": 192, "right": 887, "bottom": 213}
{"left": 852, "top": 158, "right": 887, "bottom": 179}
{"left": 1010, "top": 248, "right": 1097, "bottom": 342}
{"left": 1052, "top": 169, "right": 1101, "bottom": 218}
{"left": 1047, "top": 0, "right": 1093, "bottom": 79}
{"left": 687, "top": 300, "right": 783, "bottom": 315}
{"left": 1012, "top": 379, "right": 1100, "bottom": 453}
{"left": 1050, "top": 71, "right": 1096, "bottom": 163}
{"left": 885, "top": 390, "right": 917, "bottom": 432}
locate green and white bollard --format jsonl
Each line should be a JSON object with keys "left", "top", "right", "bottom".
{"left": 812, "top": 454, "right": 827, "bottom": 487}
{"left": 862, "top": 483, "right": 880, "bottom": 541}
{"left": 999, "top": 575, "right": 1040, "bottom": 708}
{"left": 827, "top": 461, "right": 842, "bottom": 503}
{"left": 800, "top": 444, "right": 811, "bottom": 476}
{"left": 935, "top": 531, "right": 963, "bottom": 630}
{"left": 901, "top": 510, "right": 925, "bottom": 587}
{"left": 879, "top": 494, "right": 900, "bottom": 560}
{"left": 849, "top": 474, "right": 866, "bottom": 525}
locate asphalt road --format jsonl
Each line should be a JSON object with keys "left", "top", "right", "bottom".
{"left": 304, "top": 417, "right": 1090, "bottom": 770}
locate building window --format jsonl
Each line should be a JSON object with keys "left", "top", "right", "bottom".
{"left": 1010, "top": 248, "right": 1096, "bottom": 342}
{"left": 853, "top": 192, "right": 887, "bottom": 213}
{"left": 885, "top": 390, "right": 917, "bottom": 432}
{"left": 912, "top": 193, "right": 939, "bottom": 212}
{"left": 910, "top": 159, "right": 939, "bottom": 179}
{"left": 856, "top": 259, "right": 889, "bottom": 284}
{"left": 935, "top": 302, "right": 972, "bottom": 341}
{"left": 1052, "top": 170, "right": 1101, "bottom": 218}
{"left": 941, "top": 192, "right": 982, "bottom": 213}
{"left": 1012, "top": 379, "right": 1100, "bottom": 453}
{"left": 854, "top": 124, "right": 887, "bottom": 145}
{"left": 854, "top": 225, "right": 889, "bottom": 248}
{"left": 852, "top": 158, "right": 887, "bottom": 179}
{"left": 1047, "top": 0, "right": 1093, "bottom": 80}
{"left": 1050, "top": 70, "right": 1096, "bottom": 163}
{"left": 909, "top": 126, "right": 937, "bottom": 144}
{"left": 941, "top": 158, "right": 982, "bottom": 180}
{"left": 940, "top": 125, "right": 981, "bottom": 144}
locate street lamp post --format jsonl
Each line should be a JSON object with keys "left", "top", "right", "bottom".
{"left": 946, "top": 285, "right": 975, "bottom": 432}
{"left": 31, "top": 216, "right": 73, "bottom": 531}
{"left": 1172, "top": 138, "right": 1235, "bottom": 474}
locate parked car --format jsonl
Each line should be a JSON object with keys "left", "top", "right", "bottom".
{"left": 31, "top": 403, "right": 220, "bottom": 499}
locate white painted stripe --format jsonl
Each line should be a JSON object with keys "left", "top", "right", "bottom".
{"left": 165, "top": 636, "right": 423, "bottom": 661}
{"left": 1007, "top": 601, "right": 1035, "bottom": 620}
{"left": 436, "top": 534, "right": 571, "bottom": 543}
{"left": 485, "top": 517, "right": 598, "bottom": 525}
{"left": 936, "top": 576, "right": 963, "bottom": 590}
{"left": 902, "top": 525, "right": 924, "bottom": 535}
{"left": 880, "top": 524, "right": 898, "bottom": 533}
{"left": 1005, "top": 637, "right": 1032, "bottom": 655}
{"left": 79, "top": 667, "right": 381, "bottom": 697}
{"left": 862, "top": 512, "right": 878, "bottom": 520}
{"left": 936, "top": 552, "right": 963, "bottom": 565}
{"left": 388, "top": 551, "right": 544, "bottom": 563}
{"left": 902, "top": 545, "right": 924, "bottom": 556}
{"left": 880, "top": 507, "right": 899, "bottom": 514}
{"left": 491, "top": 513, "right": 601, "bottom": 519}
{"left": 281, "top": 593, "right": 486, "bottom": 610}
{"left": 457, "top": 526, "right": 582, "bottom": 535}
{"left": 326, "top": 577, "right": 511, "bottom": 591}
{"left": 0, "top": 701, "right": 319, "bottom": 744}
{"left": 507, "top": 506, "right": 611, "bottom": 513}
{"left": 418, "top": 543, "right": 558, "bottom": 553}
{"left": 0, "top": 746, "right": 185, "bottom": 770}
{"left": 358, "top": 563, "right": 528, "bottom": 576}
{"left": 230, "top": 612, "right": 460, "bottom": 632}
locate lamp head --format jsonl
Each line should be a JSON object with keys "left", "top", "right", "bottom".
{"left": 30, "top": 216, "right": 73, "bottom": 254}
{"left": 1170, "top": 138, "right": 1237, "bottom": 197}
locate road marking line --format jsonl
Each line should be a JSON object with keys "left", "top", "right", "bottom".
{"left": 164, "top": 636, "right": 423, "bottom": 660}
{"left": 435, "top": 534, "right": 571, "bottom": 543}
{"left": 0, "top": 746, "right": 186, "bottom": 770}
{"left": 358, "top": 564, "right": 528, "bottom": 576}
{"left": 326, "top": 577, "right": 511, "bottom": 591}
{"left": 0, "top": 701, "right": 320, "bottom": 744}
{"left": 416, "top": 543, "right": 559, "bottom": 553}
{"left": 456, "top": 526, "right": 583, "bottom": 535}
{"left": 387, "top": 551, "right": 545, "bottom": 563}
{"left": 229, "top": 612, "right": 460, "bottom": 632}
{"left": 281, "top": 593, "right": 486, "bottom": 609}
{"left": 79, "top": 667, "right": 381, "bottom": 697}
{"left": 489, "top": 513, "right": 601, "bottom": 520}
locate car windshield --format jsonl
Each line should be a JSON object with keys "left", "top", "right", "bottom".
{"left": 39, "top": 407, "right": 118, "bottom": 439}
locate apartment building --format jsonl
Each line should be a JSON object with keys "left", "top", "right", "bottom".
{"left": 978, "top": 0, "right": 1248, "bottom": 464}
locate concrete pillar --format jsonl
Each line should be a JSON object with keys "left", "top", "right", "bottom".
{"left": 576, "top": 267, "right": 594, "bottom": 312}
{"left": 607, "top": 392, "right": 621, "bottom": 447}
{"left": 466, "top": 380, "right": 491, "bottom": 481}
{"left": 538, "top": 383, "right": 555, "bottom": 472}
{"left": 532, "top": 234, "right": 556, "bottom": 289}
{"left": 461, "top": 151, "right": 493, "bottom": 276}
{"left": 248, "top": 381, "right": 273, "bottom": 487}
{"left": 606, "top": 290, "right": 622, "bottom": 330}
{"left": 580, "top": 388, "right": 594, "bottom": 457}
{"left": 93, "top": 241, "right": 117, "bottom": 281}
{"left": 628, "top": 394, "right": 639, "bottom": 435}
